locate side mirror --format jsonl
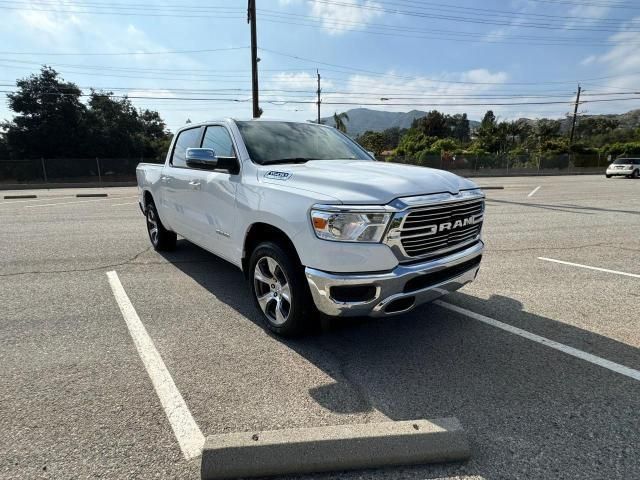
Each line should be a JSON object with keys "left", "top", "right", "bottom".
{"left": 186, "top": 148, "right": 218, "bottom": 169}
{"left": 367, "top": 150, "right": 376, "bottom": 158}
{"left": 185, "top": 147, "right": 240, "bottom": 174}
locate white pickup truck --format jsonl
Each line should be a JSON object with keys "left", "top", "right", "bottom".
{"left": 137, "top": 120, "right": 484, "bottom": 336}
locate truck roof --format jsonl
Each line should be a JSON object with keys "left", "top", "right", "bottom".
{"left": 174, "top": 118, "right": 328, "bottom": 131}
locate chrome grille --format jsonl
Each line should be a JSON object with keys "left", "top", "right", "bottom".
{"left": 399, "top": 199, "right": 484, "bottom": 258}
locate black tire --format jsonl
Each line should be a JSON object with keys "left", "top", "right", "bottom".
{"left": 632, "top": 170, "right": 639, "bottom": 179}
{"left": 145, "top": 200, "right": 176, "bottom": 251}
{"left": 605, "top": 174, "right": 612, "bottom": 178}
{"left": 249, "top": 241, "right": 313, "bottom": 336}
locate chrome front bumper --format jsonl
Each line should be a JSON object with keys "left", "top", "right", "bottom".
{"left": 305, "top": 241, "right": 483, "bottom": 317}
{"left": 606, "top": 168, "right": 633, "bottom": 175}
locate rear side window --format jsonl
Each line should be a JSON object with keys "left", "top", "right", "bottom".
{"left": 171, "top": 127, "right": 202, "bottom": 167}
{"left": 202, "top": 126, "right": 235, "bottom": 157}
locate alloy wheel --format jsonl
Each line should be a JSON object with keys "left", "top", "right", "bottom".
{"left": 253, "top": 256, "right": 292, "bottom": 326}
{"left": 146, "top": 208, "right": 159, "bottom": 246}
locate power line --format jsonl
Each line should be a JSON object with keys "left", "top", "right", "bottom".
{"left": 260, "top": 47, "right": 640, "bottom": 85}
{"left": 524, "top": 0, "right": 640, "bottom": 11}
{"left": 305, "top": 0, "right": 640, "bottom": 32}
{"left": 1, "top": 0, "right": 638, "bottom": 43}
{"left": 0, "top": 46, "right": 249, "bottom": 56}
{"left": 364, "top": 0, "right": 639, "bottom": 23}
{"left": 3, "top": 89, "right": 639, "bottom": 106}
{"left": 256, "top": 15, "right": 634, "bottom": 48}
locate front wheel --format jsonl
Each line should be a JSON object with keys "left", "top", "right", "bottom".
{"left": 632, "top": 170, "right": 639, "bottom": 179}
{"left": 605, "top": 174, "right": 612, "bottom": 178}
{"left": 249, "top": 241, "right": 312, "bottom": 336}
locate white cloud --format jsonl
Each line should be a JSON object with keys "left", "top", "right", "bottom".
{"left": 268, "top": 72, "right": 333, "bottom": 90}
{"left": 581, "top": 55, "right": 597, "bottom": 66}
{"left": 309, "top": 0, "right": 383, "bottom": 35}
{"left": 575, "top": 17, "right": 640, "bottom": 114}
{"left": 315, "top": 69, "right": 524, "bottom": 120}
{"left": 580, "top": 18, "right": 640, "bottom": 90}
{"left": 259, "top": 72, "right": 336, "bottom": 118}
{"left": 126, "top": 89, "right": 177, "bottom": 99}
{"left": 565, "top": 5, "right": 610, "bottom": 28}
{"left": 460, "top": 69, "right": 509, "bottom": 85}
{"left": 15, "top": 1, "right": 84, "bottom": 38}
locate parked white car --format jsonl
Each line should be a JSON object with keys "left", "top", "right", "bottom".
{"left": 137, "top": 120, "right": 484, "bottom": 336}
{"left": 606, "top": 158, "right": 640, "bottom": 178}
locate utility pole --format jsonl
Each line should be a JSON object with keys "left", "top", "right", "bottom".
{"left": 247, "top": 0, "right": 261, "bottom": 118}
{"left": 316, "top": 69, "right": 321, "bottom": 123}
{"left": 569, "top": 84, "right": 581, "bottom": 146}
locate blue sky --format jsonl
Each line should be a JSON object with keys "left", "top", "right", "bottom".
{"left": 1, "top": 0, "right": 640, "bottom": 132}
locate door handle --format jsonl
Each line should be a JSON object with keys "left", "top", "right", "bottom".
{"left": 161, "top": 176, "right": 171, "bottom": 183}
{"left": 188, "top": 180, "right": 201, "bottom": 190}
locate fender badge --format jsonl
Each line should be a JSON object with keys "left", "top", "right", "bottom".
{"left": 265, "top": 171, "right": 292, "bottom": 181}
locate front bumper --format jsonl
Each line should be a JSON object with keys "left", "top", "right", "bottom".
{"left": 606, "top": 168, "right": 633, "bottom": 176}
{"left": 305, "top": 241, "right": 483, "bottom": 317}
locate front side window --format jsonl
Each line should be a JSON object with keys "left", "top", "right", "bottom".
{"left": 171, "top": 127, "right": 202, "bottom": 167}
{"left": 202, "top": 126, "right": 235, "bottom": 157}
{"left": 235, "top": 121, "right": 372, "bottom": 165}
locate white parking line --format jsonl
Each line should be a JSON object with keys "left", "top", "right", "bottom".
{"left": 106, "top": 271, "right": 205, "bottom": 460}
{"left": 527, "top": 186, "right": 541, "bottom": 197}
{"left": 26, "top": 196, "right": 138, "bottom": 208}
{"left": 435, "top": 300, "right": 640, "bottom": 382}
{"left": 111, "top": 202, "right": 137, "bottom": 207}
{"left": 538, "top": 257, "right": 640, "bottom": 279}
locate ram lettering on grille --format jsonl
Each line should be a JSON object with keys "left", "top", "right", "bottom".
{"left": 400, "top": 199, "right": 484, "bottom": 258}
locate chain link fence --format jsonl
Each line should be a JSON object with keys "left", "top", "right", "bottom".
{"left": 386, "top": 152, "right": 606, "bottom": 176}
{"left": 1, "top": 153, "right": 607, "bottom": 185}
{"left": 0, "top": 157, "right": 163, "bottom": 185}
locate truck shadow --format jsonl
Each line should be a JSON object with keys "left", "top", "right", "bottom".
{"left": 159, "top": 239, "right": 640, "bottom": 479}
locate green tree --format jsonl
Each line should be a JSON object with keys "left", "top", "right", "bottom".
{"left": 139, "top": 109, "right": 170, "bottom": 159}
{"left": 2, "top": 67, "right": 171, "bottom": 161}
{"left": 445, "top": 113, "right": 470, "bottom": 142}
{"left": 3, "top": 66, "right": 87, "bottom": 158}
{"left": 396, "top": 130, "right": 437, "bottom": 157}
{"left": 85, "top": 90, "right": 143, "bottom": 157}
{"left": 476, "top": 110, "right": 499, "bottom": 152}
{"left": 333, "top": 111, "right": 349, "bottom": 133}
{"left": 536, "top": 119, "right": 561, "bottom": 142}
{"left": 0, "top": 131, "right": 9, "bottom": 159}
{"left": 382, "top": 127, "right": 405, "bottom": 149}
{"left": 431, "top": 138, "right": 459, "bottom": 153}
{"left": 356, "top": 131, "right": 387, "bottom": 155}
{"left": 412, "top": 110, "right": 447, "bottom": 138}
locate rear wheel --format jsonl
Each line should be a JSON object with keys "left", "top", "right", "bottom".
{"left": 605, "top": 175, "right": 612, "bottom": 178}
{"left": 632, "top": 170, "right": 639, "bottom": 179}
{"left": 145, "top": 200, "right": 176, "bottom": 251}
{"left": 249, "top": 241, "right": 312, "bottom": 336}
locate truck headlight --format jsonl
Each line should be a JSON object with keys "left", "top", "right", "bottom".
{"left": 310, "top": 209, "right": 391, "bottom": 242}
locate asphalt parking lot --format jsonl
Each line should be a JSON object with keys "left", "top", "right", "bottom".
{"left": 1, "top": 175, "right": 639, "bottom": 480}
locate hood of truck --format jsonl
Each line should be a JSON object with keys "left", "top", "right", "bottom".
{"left": 258, "top": 160, "right": 479, "bottom": 204}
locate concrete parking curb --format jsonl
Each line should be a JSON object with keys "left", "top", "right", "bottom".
{"left": 200, "top": 418, "right": 470, "bottom": 479}
{"left": 76, "top": 193, "right": 108, "bottom": 198}
{"left": 4, "top": 194, "right": 37, "bottom": 199}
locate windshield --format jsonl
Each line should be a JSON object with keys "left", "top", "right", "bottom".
{"left": 235, "top": 121, "right": 372, "bottom": 165}
{"left": 612, "top": 158, "right": 634, "bottom": 164}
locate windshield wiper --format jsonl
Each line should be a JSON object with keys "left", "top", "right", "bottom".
{"left": 265, "top": 157, "right": 319, "bottom": 165}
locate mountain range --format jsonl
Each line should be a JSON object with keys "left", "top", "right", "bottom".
{"left": 319, "top": 107, "right": 640, "bottom": 137}
{"left": 319, "top": 108, "right": 479, "bottom": 136}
